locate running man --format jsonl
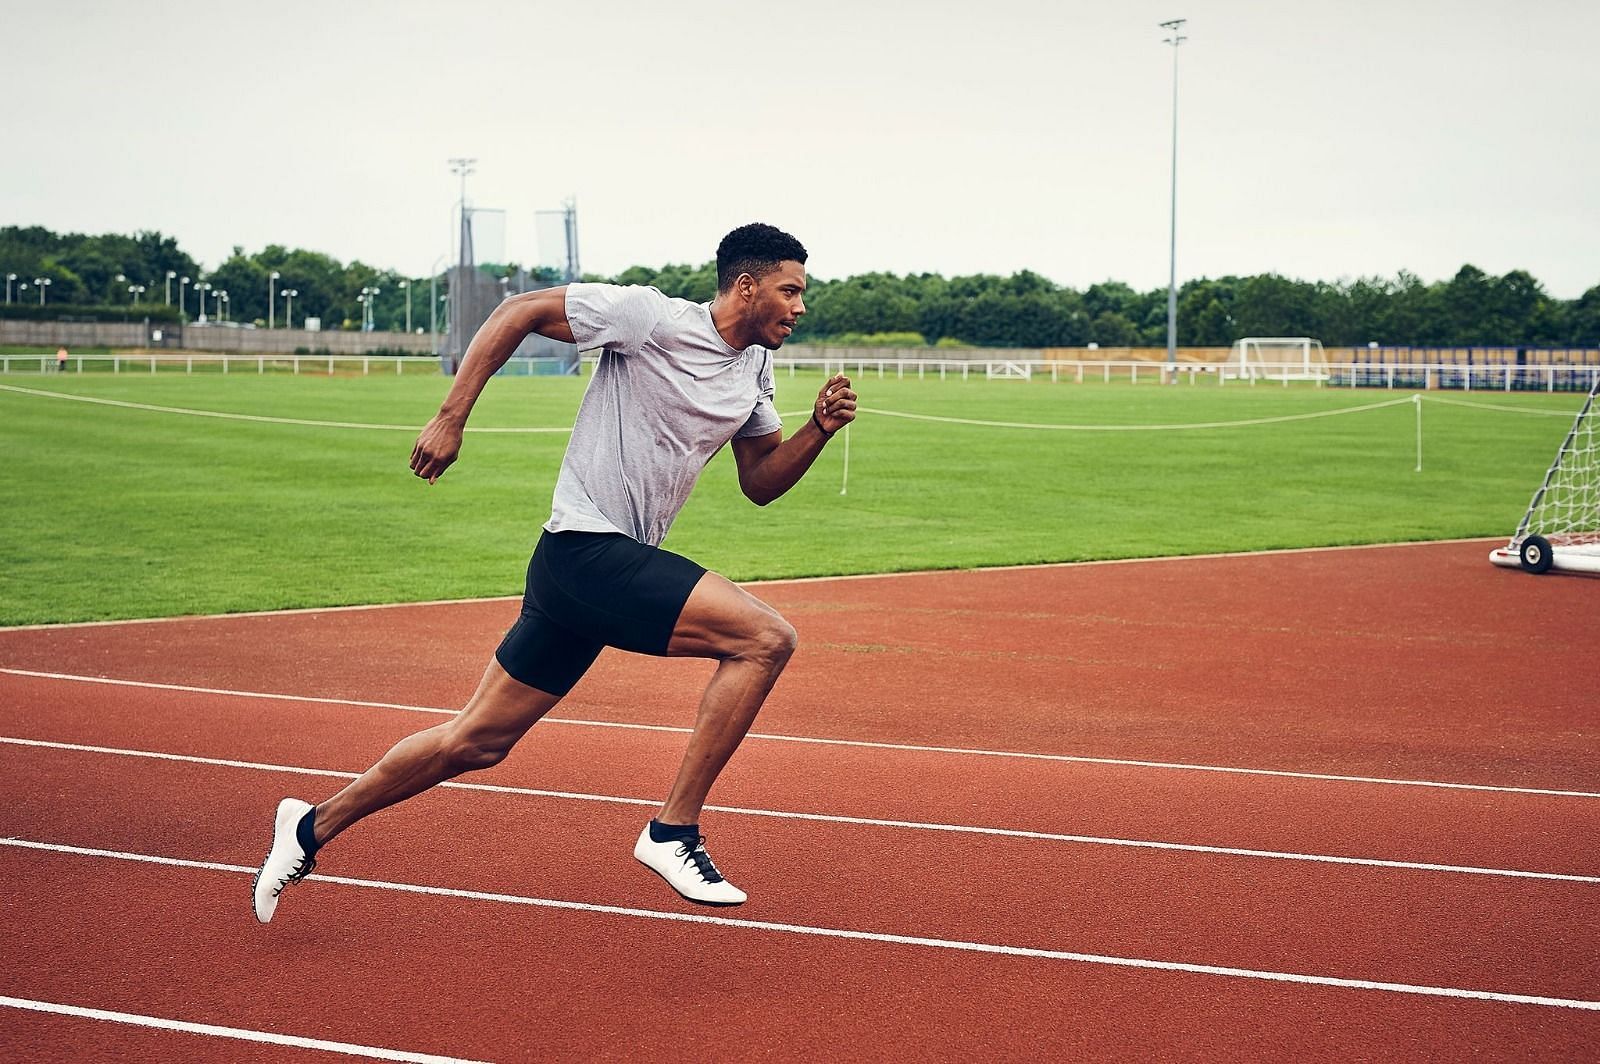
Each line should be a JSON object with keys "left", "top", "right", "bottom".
{"left": 253, "top": 223, "right": 855, "bottom": 919}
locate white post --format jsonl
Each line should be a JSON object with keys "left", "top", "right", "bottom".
{"left": 840, "top": 424, "right": 851, "bottom": 496}
{"left": 1414, "top": 394, "right": 1422, "bottom": 473}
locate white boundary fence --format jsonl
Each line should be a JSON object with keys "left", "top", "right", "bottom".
{"left": 773, "top": 357, "right": 1600, "bottom": 393}
{"left": 4, "top": 353, "right": 1598, "bottom": 393}
{"left": 0, "top": 354, "right": 572, "bottom": 377}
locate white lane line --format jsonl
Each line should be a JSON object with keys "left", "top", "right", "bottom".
{"left": 4, "top": 838, "right": 1597, "bottom": 1013}
{"left": 4, "top": 667, "right": 1598, "bottom": 800}
{"left": 3, "top": 735, "right": 1596, "bottom": 886}
{"left": 0, "top": 994, "right": 488, "bottom": 1063}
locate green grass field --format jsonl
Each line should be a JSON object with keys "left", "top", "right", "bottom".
{"left": 1, "top": 367, "right": 1581, "bottom": 624}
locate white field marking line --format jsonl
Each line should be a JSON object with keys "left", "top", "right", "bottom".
{"left": 0, "top": 383, "right": 569, "bottom": 433}
{"left": 0, "top": 536, "right": 1505, "bottom": 633}
{"left": 4, "top": 839, "right": 1598, "bottom": 1013}
{"left": 0, "top": 995, "right": 487, "bottom": 1064}
{"left": 1425, "top": 394, "right": 1583, "bottom": 417}
{"left": 5, "top": 666, "right": 1599, "bottom": 801}
{"left": 5, "top": 734, "right": 1596, "bottom": 886}
{"left": 858, "top": 396, "right": 1413, "bottom": 431}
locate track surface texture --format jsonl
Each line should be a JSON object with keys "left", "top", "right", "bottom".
{"left": 2, "top": 539, "right": 1597, "bottom": 1061}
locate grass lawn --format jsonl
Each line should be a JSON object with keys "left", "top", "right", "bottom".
{"left": 1, "top": 368, "right": 1581, "bottom": 624}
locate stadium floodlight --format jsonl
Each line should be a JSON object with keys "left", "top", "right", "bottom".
{"left": 269, "top": 271, "right": 280, "bottom": 329}
{"left": 34, "top": 277, "right": 51, "bottom": 305}
{"left": 1160, "top": 17, "right": 1187, "bottom": 376}
{"left": 281, "top": 288, "right": 298, "bottom": 329}
{"left": 196, "top": 281, "right": 211, "bottom": 323}
{"left": 128, "top": 283, "right": 146, "bottom": 304}
{"left": 165, "top": 270, "right": 177, "bottom": 305}
{"left": 360, "top": 285, "right": 381, "bottom": 331}
{"left": 398, "top": 280, "right": 411, "bottom": 334}
{"left": 4, "top": 274, "right": 14, "bottom": 303}
{"left": 179, "top": 276, "right": 190, "bottom": 322}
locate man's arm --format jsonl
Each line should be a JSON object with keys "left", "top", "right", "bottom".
{"left": 409, "top": 286, "right": 575, "bottom": 483}
{"left": 731, "top": 374, "right": 857, "bottom": 506}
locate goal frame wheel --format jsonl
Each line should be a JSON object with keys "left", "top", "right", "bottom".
{"left": 1519, "top": 534, "right": 1555, "bottom": 574}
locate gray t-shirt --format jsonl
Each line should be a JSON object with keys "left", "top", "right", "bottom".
{"left": 544, "top": 283, "right": 783, "bottom": 546}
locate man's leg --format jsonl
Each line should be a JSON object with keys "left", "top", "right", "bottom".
{"left": 659, "top": 571, "right": 797, "bottom": 825}
{"left": 630, "top": 570, "right": 795, "bottom": 906}
{"left": 252, "top": 658, "right": 562, "bottom": 922}
{"left": 313, "top": 659, "right": 563, "bottom": 844}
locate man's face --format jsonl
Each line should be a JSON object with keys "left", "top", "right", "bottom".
{"left": 745, "top": 260, "right": 807, "bottom": 348}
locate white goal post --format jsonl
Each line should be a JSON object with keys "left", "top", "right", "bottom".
{"left": 1222, "top": 337, "right": 1329, "bottom": 381}
{"left": 1489, "top": 379, "right": 1600, "bottom": 574}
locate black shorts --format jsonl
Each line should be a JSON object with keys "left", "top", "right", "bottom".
{"left": 494, "top": 530, "right": 707, "bottom": 696}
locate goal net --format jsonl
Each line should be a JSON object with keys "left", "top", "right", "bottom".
{"left": 1222, "top": 337, "right": 1329, "bottom": 381}
{"left": 1489, "top": 380, "right": 1600, "bottom": 574}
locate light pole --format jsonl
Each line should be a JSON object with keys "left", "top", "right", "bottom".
{"left": 448, "top": 156, "right": 476, "bottom": 269}
{"left": 428, "top": 253, "right": 446, "bottom": 353}
{"left": 399, "top": 279, "right": 411, "bottom": 333}
{"left": 4, "top": 273, "right": 14, "bottom": 303}
{"left": 219, "top": 290, "right": 229, "bottom": 323}
{"left": 128, "top": 283, "right": 146, "bottom": 305}
{"left": 360, "top": 285, "right": 380, "bottom": 331}
{"left": 165, "top": 270, "right": 176, "bottom": 305}
{"left": 269, "top": 270, "right": 280, "bottom": 329}
{"left": 1160, "top": 18, "right": 1187, "bottom": 375}
{"left": 282, "top": 288, "right": 297, "bottom": 329}
{"left": 179, "top": 276, "right": 190, "bottom": 322}
{"left": 196, "top": 282, "right": 211, "bottom": 323}
{"left": 35, "top": 277, "right": 51, "bottom": 305}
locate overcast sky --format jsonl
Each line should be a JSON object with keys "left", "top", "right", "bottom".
{"left": 4, "top": 0, "right": 1596, "bottom": 296}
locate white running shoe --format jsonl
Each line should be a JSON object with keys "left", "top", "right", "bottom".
{"left": 633, "top": 824, "right": 748, "bottom": 906}
{"left": 252, "top": 798, "right": 317, "bottom": 923}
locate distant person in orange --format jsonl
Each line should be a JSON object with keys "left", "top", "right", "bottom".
{"left": 56, "top": 345, "right": 68, "bottom": 372}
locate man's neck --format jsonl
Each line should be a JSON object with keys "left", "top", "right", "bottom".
{"left": 708, "top": 296, "right": 751, "bottom": 351}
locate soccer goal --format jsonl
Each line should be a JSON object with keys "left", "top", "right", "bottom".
{"left": 1489, "top": 380, "right": 1600, "bottom": 574}
{"left": 1222, "top": 337, "right": 1329, "bottom": 381}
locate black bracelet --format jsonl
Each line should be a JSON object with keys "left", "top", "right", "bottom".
{"left": 812, "top": 410, "right": 835, "bottom": 438}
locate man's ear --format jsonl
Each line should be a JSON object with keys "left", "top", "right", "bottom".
{"left": 737, "top": 272, "right": 756, "bottom": 300}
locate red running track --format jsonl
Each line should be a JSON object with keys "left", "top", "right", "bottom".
{"left": 1, "top": 539, "right": 1597, "bottom": 1060}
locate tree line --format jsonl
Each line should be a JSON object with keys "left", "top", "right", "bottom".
{"left": 4, "top": 225, "right": 1597, "bottom": 347}
{"left": 0, "top": 226, "right": 433, "bottom": 333}
{"left": 618, "top": 262, "right": 1600, "bottom": 349}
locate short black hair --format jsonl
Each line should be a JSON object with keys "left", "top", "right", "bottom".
{"left": 716, "top": 223, "right": 807, "bottom": 292}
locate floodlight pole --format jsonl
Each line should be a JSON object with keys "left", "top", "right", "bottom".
{"left": 448, "top": 157, "right": 476, "bottom": 266}
{"left": 1161, "top": 18, "right": 1187, "bottom": 377}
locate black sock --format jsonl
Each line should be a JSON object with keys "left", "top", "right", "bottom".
{"left": 296, "top": 807, "right": 322, "bottom": 858}
{"left": 648, "top": 818, "right": 699, "bottom": 845}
